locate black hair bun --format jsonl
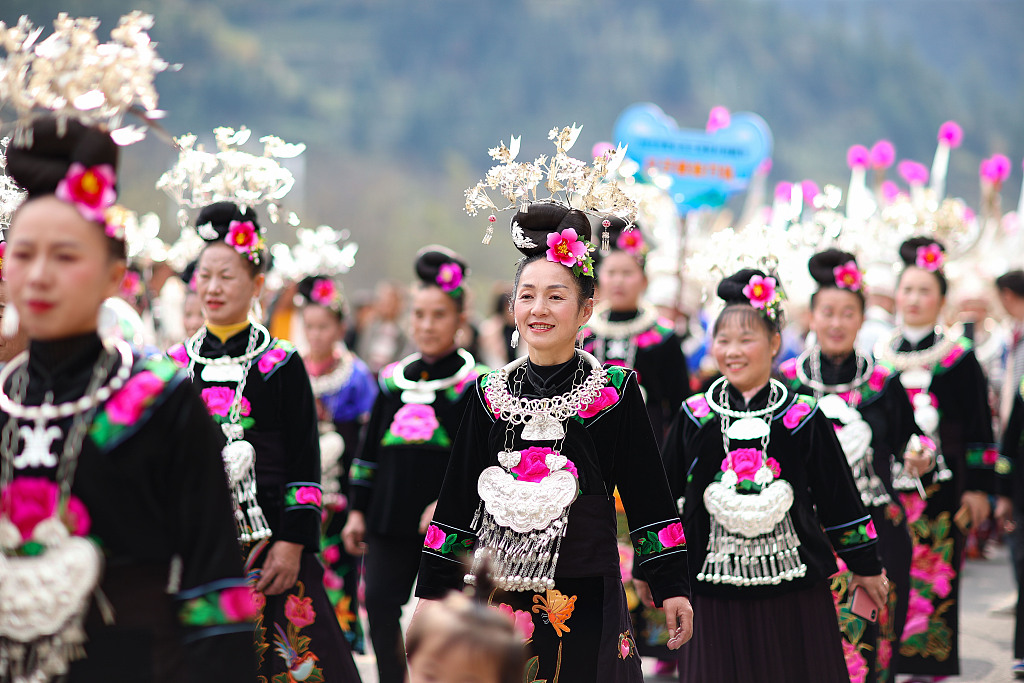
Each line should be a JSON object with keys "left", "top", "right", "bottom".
{"left": 194, "top": 201, "right": 261, "bottom": 241}
{"left": 6, "top": 117, "right": 119, "bottom": 199}
{"left": 899, "top": 237, "right": 945, "bottom": 267}
{"left": 808, "top": 249, "right": 858, "bottom": 288}
{"left": 179, "top": 259, "right": 198, "bottom": 290}
{"left": 415, "top": 245, "right": 468, "bottom": 291}
{"left": 997, "top": 270, "right": 1024, "bottom": 297}
{"left": 717, "top": 268, "right": 767, "bottom": 305}
{"left": 509, "top": 203, "right": 592, "bottom": 258}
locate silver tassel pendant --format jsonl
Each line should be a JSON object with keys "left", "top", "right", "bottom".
{"left": 465, "top": 507, "right": 568, "bottom": 593}
{"left": 697, "top": 513, "right": 806, "bottom": 587}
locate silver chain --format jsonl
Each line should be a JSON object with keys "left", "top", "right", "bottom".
{"left": 500, "top": 354, "right": 585, "bottom": 456}
{"left": 485, "top": 350, "right": 608, "bottom": 426}
{"left": 798, "top": 347, "right": 872, "bottom": 400}
{"left": 0, "top": 346, "right": 119, "bottom": 502}
{"left": 226, "top": 326, "right": 261, "bottom": 438}
{"left": 717, "top": 380, "right": 780, "bottom": 461}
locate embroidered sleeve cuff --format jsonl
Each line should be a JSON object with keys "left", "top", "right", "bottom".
{"left": 284, "top": 482, "right": 323, "bottom": 513}
{"left": 280, "top": 485, "right": 323, "bottom": 551}
{"left": 422, "top": 521, "right": 477, "bottom": 564}
{"left": 177, "top": 578, "right": 259, "bottom": 641}
{"left": 629, "top": 519, "right": 687, "bottom": 566}
{"left": 966, "top": 445, "right": 1000, "bottom": 470}
{"left": 349, "top": 459, "right": 376, "bottom": 487}
{"left": 825, "top": 515, "right": 879, "bottom": 553}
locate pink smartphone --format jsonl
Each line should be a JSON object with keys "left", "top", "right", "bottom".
{"left": 850, "top": 587, "right": 878, "bottom": 622}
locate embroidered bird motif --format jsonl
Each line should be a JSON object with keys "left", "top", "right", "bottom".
{"left": 273, "top": 624, "right": 319, "bottom": 681}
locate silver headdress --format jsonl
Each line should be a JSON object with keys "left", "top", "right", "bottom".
{"left": 0, "top": 12, "right": 173, "bottom": 145}
{"left": 0, "top": 137, "right": 25, "bottom": 231}
{"left": 465, "top": 124, "right": 638, "bottom": 246}
{"left": 156, "top": 125, "right": 306, "bottom": 229}
{"left": 268, "top": 223, "right": 358, "bottom": 291}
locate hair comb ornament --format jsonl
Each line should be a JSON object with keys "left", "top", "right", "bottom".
{"left": 464, "top": 124, "right": 638, "bottom": 246}
{"left": 0, "top": 12, "right": 174, "bottom": 146}
{"left": 156, "top": 126, "right": 306, "bottom": 229}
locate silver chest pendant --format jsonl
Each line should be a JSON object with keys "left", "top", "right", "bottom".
{"left": 202, "top": 363, "right": 244, "bottom": 383}
{"left": 400, "top": 387, "right": 436, "bottom": 405}
{"left": 521, "top": 412, "right": 566, "bottom": 441}
{"left": 725, "top": 417, "right": 771, "bottom": 440}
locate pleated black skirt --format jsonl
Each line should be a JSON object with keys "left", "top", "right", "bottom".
{"left": 678, "top": 581, "right": 849, "bottom": 683}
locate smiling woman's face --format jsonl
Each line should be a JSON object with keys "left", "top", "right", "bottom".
{"left": 195, "top": 242, "right": 263, "bottom": 326}
{"left": 513, "top": 258, "right": 592, "bottom": 365}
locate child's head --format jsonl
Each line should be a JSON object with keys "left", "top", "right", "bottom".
{"left": 407, "top": 593, "right": 525, "bottom": 683}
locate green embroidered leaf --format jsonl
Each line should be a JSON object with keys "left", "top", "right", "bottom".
{"left": 180, "top": 597, "right": 221, "bottom": 626}
{"left": 845, "top": 614, "right": 866, "bottom": 643}
{"left": 305, "top": 669, "right": 325, "bottom": 683}
{"left": 272, "top": 673, "right": 291, "bottom": 683}
{"left": 645, "top": 530, "right": 664, "bottom": 553}
{"left": 296, "top": 634, "right": 312, "bottom": 652}
{"left": 89, "top": 412, "right": 115, "bottom": 446}
{"left": 524, "top": 656, "right": 541, "bottom": 683}
{"left": 20, "top": 541, "right": 44, "bottom": 556}
{"left": 441, "top": 534, "right": 457, "bottom": 554}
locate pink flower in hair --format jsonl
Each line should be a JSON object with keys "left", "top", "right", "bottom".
{"left": 225, "top": 220, "right": 260, "bottom": 260}
{"left": 545, "top": 228, "right": 588, "bottom": 268}
{"left": 706, "top": 106, "right": 731, "bottom": 133}
{"left": 846, "top": 145, "right": 870, "bottom": 170}
{"left": 869, "top": 140, "right": 895, "bottom": 169}
{"left": 915, "top": 244, "right": 944, "bottom": 271}
{"left": 833, "top": 261, "right": 862, "bottom": 291}
{"left": 311, "top": 279, "right": 338, "bottom": 306}
{"left": 615, "top": 229, "right": 646, "bottom": 255}
{"left": 55, "top": 163, "right": 117, "bottom": 223}
{"left": 938, "top": 121, "right": 963, "bottom": 147}
{"left": 898, "top": 160, "right": 929, "bottom": 186}
{"left": 436, "top": 262, "right": 463, "bottom": 292}
{"left": 742, "top": 274, "right": 776, "bottom": 310}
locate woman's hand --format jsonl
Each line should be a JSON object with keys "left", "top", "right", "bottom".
{"left": 960, "top": 490, "right": 991, "bottom": 530}
{"left": 995, "top": 495, "right": 1015, "bottom": 533}
{"left": 902, "top": 450, "right": 935, "bottom": 478}
{"left": 632, "top": 578, "right": 654, "bottom": 608}
{"left": 662, "top": 596, "right": 694, "bottom": 649}
{"left": 418, "top": 501, "right": 438, "bottom": 535}
{"left": 341, "top": 510, "right": 367, "bottom": 556}
{"left": 848, "top": 571, "right": 888, "bottom": 612}
{"left": 255, "top": 540, "right": 303, "bottom": 595}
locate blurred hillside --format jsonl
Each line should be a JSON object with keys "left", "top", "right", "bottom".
{"left": 3, "top": 0, "right": 1022, "bottom": 304}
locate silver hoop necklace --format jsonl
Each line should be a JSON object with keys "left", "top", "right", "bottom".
{"left": 704, "top": 376, "right": 789, "bottom": 441}
{"left": 796, "top": 347, "right": 874, "bottom": 398}
{"left": 186, "top": 321, "right": 272, "bottom": 383}
{"left": 390, "top": 348, "right": 476, "bottom": 404}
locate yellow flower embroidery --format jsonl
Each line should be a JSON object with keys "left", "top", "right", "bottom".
{"left": 532, "top": 589, "right": 577, "bottom": 638}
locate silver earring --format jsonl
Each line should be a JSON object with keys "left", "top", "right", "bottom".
{"left": 510, "top": 327, "right": 520, "bottom": 349}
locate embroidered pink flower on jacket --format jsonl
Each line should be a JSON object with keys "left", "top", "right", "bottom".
{"left": 867, "top": 365, "right": 890, "bottom": 392}
{"left": 616, "top": 229, "right": 646, "bottom": 255}
{"left": 899, "top": 492, "right": 927, "bottom": 525}
{"left": 578, "top": 386, "right": 619, "bottom": 418}
{"left": 510, "top": 446, "right": 577, "bottom": 483}
{"left": 496, "top": 603, "right": 535, "bottom": 641}
{"left": 257, "top": 347, "right": 288, "bottom": 374}
{"left": 322, "top": 569, "right": 343, "bottom": 590}
{"left": 910, "top": 544, "right": 954, "bottom": 599}
{"left": 842, "top": 638, "right": 869, "bottom": 683}
{"left": 686, "top": 395, "right": 710, "bottom": 418}
{"left": 219, "top": 586, "right": 261, "bottom": 622}
{"left": 106, "top": 370, "right": 164, "bottom": 425}
{"left": 722, "top": 448, "right": 763, "bottom": 482}
{"left": 982, "top": 448, "right": 998, "bottom": 465}
{"left": 742, "top": 274, "right": 776, "bottom": 310}
{"left": 635, "top": 328, "right": 662, "bottom": 348}
{"left": 783, "top": 401, "right": 812, "bottom": 429}
{"left": 200, "top": 386, "right": 252, "bottom": 418}
{"left": 284, "top": 593, "right": 316, "bottom": 629}
{"left": 295, "top": 487, "right": 322, "bottom": 506}
{"left": 832, "top": 261, "right": 863, "bottom": 291}
{"left": 915, "top": 244, "right": 944, "bottom": 271}
{"left": 167, "top": 344, "right": 188, "bottom": 367}
{"left": 0, "top": 477, "right": 91, "bottom": 541}
{"left": 310, "top": 279, "right": 338, "bottom": 306}
{"left": 546, "top": 228, "right": 587, "bottom": 268}
{"left": 657, "top": 522, "right": 686, "bottom": 548}
{"left": 225, "top": 220, "right": 261, "bottom": 261}
{"left": 424, "top": 524, "right": 446, "bottom": 550}
{"left": 390, "top": 403, "right": 440, "bottom": 442}
{"left": 55, "top": 163, "right": 117, "bottom": 223}
{"left": 322, "top": 545, "right": 341, "bottom": 565}
{"left": 766, "top": 457, "right": 782, "bottom": 478}
{"left": 436, "top": 262, "right": 463, "bottom": 292}
{"left": 903, "top": 588, "right": 935, "bottom": 637}
{"left": 939, "top": 345, "right": 964, "bottom": 368}
{"left": 865, "top": 520, "right": 878, "bottom": 539}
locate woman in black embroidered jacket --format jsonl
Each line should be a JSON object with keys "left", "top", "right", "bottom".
{"left": 663, "top": 268, "right": 886, "bottom": 683}
{"left": 1, "top": 118, "right": 256, "bottom": 682}
{"left": 414, "top": 205, "right": 691, "bottom": 683}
